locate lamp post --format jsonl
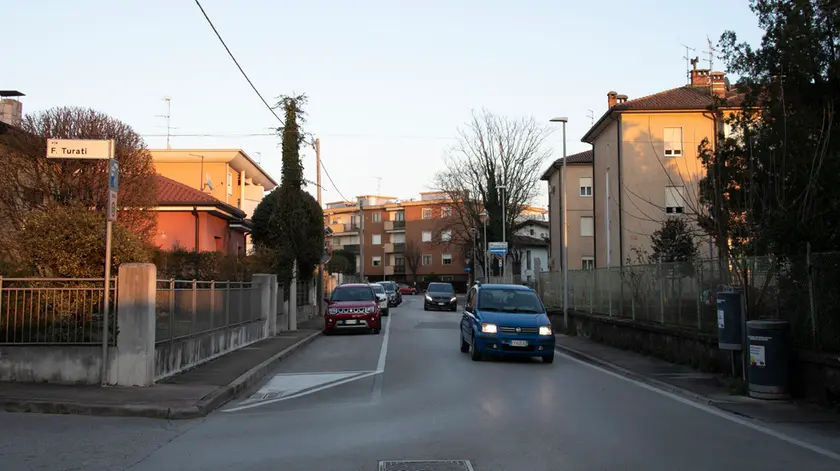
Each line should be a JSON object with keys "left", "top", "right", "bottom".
{"left": 479, "top": 209, "right": 489, "bottom": 281}
{"left": 469, "top": 227, "right": 478, "bottom": 285}
{"left": 496, "top": 185, "right": 507, "bottom": 283}
{"left": 550, "top": 116, "right": 569, "bottom": 330}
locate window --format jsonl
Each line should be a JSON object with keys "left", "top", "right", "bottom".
{"left": 579, "top": 177, "right": 593, "bottom": 196}
{"left": 372, "top": 256, "right": 382, "bottom": 267}
{"left": 664, "top": 127, "right": 683, "bottom": 157}
{"left": 665, "top": 186, "right": 686, "bottom": 215}
{"left": 581, "top": 257, "right": 595, "bottom": 270}
{"left": 442, "top": 206, "right": 452, "bottom": 218}
{"left": 372, "top": 234, "right": 381, "bottom": 245}
{"left": 422, "top": 254, "right": 432, "bottom": 266}
{"left": 395, "top": 256, "right": 405, "bottom": 267}
{"left": 227, "top": 172, "right": 233, "bottom": 195}
{"left": 526, "top": 250, "right": 532, "bottom": 270}
{"left": 580, "top": 216, "right": 594, "bottom": 237}
{"left": 529, "top": 228, "right": 535, "bottom": 236}
{"left": 442, "top": 253, "right": 453, "bottom": 265}
{"left": 372, "top": 212, "right": 381, "bottom": 223}
{"left": 422, "top": 208, "right": 432, "bottom": 219}
{"left": 441, "top": 230, "right": 452, "bottom": 242}
{"left": 422, "top": 230, "right": 432, "bottom": 242}
{"left": 394, "top": 211, "right": 405, "bottom": 221}
{"left": 441, "top": 275, "right": 453, "bottom": 282}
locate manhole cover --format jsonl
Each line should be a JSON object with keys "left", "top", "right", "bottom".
{"left": 378, "top": 461, "right": 474, "bottom": 471}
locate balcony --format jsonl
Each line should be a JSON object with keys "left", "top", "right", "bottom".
{"left": 329, "top": 222, "right": 360, "bottom": 234}
{"left": 383, "top": 242, "right": 405, "bottom": 253}
{"left": 384, "top": 265, "right": 406, "bottom": 276}
{"left": 384, "top": 220, "right": 406, "bottom": 231}
{"left": 341, "top": 244, "right": 360, "bottom": 254}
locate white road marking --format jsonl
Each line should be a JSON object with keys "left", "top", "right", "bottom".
{"left": 556, "top": 349, "right": 840, "bottom": 463}
{"left": 223, "top": 316, "right": 393, "bottom": 412}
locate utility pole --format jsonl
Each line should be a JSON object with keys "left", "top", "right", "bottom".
{"left": 497, "top": 185, "right": 507, "bottom": 283}
{"left": 315, "top": 138, "right": 324, "bottom": 318}
{"left": 315, "top": 138, "right": 322, "bottom": 206}
{"left": 358, "top": 197, "right": 365, "bottom": 281}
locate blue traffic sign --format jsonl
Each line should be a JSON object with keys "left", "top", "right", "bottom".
{"left": 465, "top": 267, "right": 472, "bottom": 273}
{"left": 108, "top": 159, "right": 119, "bottom": 191}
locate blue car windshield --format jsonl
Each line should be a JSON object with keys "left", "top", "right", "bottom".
{"left": 478, "top": 289, "right": 544, "bottom": 313}
{"left": 332, "top": 287, "right": 374, "bottom": 302}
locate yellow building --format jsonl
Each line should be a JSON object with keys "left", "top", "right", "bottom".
{"left": 581, "top": 69, "right": 743, "bottom": 268}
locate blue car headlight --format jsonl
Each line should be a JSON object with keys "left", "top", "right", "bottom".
{"left": 539, "top": 326, "right": 553, "bottom": 336}
{"left": 481, "top": 323, "right": 497, "bottom": 334}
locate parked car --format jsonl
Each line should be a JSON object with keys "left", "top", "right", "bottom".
{"left": 377, "top": 281, "right": 402, "bottom": 306}
{"left": 459, "top": 283, "right": 555, "bottom": 363}
{"left": 398, "top": 283, "right": 417, "bottom": 295}
{"left": 424, "top": 282, "right": 457, "bottom": 311}
{"left": 370, "top": 283, "right": 389, "bottom": 316}
{"left": 323, "top": 283, "right": 382, "bottom": 335}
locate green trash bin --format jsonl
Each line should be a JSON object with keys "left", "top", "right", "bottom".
{"left": 746, "top": 319, "right": 791, "bottom": 400}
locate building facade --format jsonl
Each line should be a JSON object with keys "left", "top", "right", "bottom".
{"left": 541, "top": 150, "right": 595, "bottom": 271}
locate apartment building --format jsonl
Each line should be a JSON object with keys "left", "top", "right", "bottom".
{"left": 324, "top": 192, "right": 469, "bottom": 287}
{"left": 541, "top": 150, "right": 595, "bottom": 271}
{"left": 581, "top": 68, "right": 742, "bottom": 268}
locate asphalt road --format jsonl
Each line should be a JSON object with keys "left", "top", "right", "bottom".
{"left": 3, "top": 295, "right": 840, "bottom": 471}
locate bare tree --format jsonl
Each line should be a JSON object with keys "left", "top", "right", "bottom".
{"left": 404, "top": 238, "right": 422, "bottom": 283}
{"left": 433, "top": 110, "right": 552, "bottom": 276}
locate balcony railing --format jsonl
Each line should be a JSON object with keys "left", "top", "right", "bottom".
{"left": 384, "top": 243, "right": 405, "bottom": 253}
{"left": 329, "top": 222, "right": 360, "bottom": 234}
{"left": 384, "top": 220, "right": 406, "bottom": 231}
{"left": 383, "top": 265, "right": 406, "bottom": 276}
{"left": 341, "top": 244, "right": 360, "bottom": 254}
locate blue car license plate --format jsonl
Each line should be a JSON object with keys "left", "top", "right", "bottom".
{"left": 510, "top": 340, "right": 528, "bottom": 347}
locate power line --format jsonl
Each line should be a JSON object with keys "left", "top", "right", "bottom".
{"left": 320, "top": 161, "right": 350, "bottom": 202}
{"left": 139, "top": 131, "right": 454, "bottom": 140}
{"left": 194, "top": 0, "right": 281, "bottom": 122}
{"left": 193, "top": 0, "right": 349, "bottom": 201}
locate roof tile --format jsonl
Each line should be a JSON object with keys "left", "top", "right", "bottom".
{"left": 156, "top": 175, "right": 220, "bottom": 204}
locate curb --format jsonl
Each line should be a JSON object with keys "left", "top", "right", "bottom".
{"left": 554, "top": 343, "right": 716, "bottom": 407}
{"left": 0, "top": 330, "right": 322, "bottom": 420}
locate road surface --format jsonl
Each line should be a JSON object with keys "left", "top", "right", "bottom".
{"left": 2, "top": 295, "right": 840, "bottom": 471}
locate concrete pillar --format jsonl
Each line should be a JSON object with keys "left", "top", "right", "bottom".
{"left": 269, "top": 274, "right": 278, "bottom": 336}
{"left": 114, "top": 263, "right": 156, "bottom": 387}
{"left": 277, "top": 284, "right": 286, "bottom": 332}
{"left": 253, "top": 274, "right": 274, "bottom": 338}
{"left": 289, "top": 263, "right": 298, "bottom": 331}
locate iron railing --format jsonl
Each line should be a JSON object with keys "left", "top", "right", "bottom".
{"left": 154, "top": 279, "right": 261, "bottom": 345}
{"left": 0, "top": 278, "right": 117, "bottom": 345}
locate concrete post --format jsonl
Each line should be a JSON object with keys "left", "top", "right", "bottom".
{"left": 114, "top": 263, "right": 156, "bottom": 387}
{"left": 277, "top": 284, "right": 286, "bottom": 332}
{"left": 269, "top": 274, "right": 278, "bottom": 336}
{"left": 253, "top": 274, "right": 274, "bottom": 338}
{"left": 289, "top": 262, "right": 298, "bottom": 331}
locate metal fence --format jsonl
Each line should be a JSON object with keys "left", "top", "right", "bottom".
{"left": 0, "top": 278, "right": 117, "bottom": 345}
{"left": 535, "top": 252, "right": 840, "bottom": 353}
{"left": 154, "top": 280, "right": 261, "bottom": 345}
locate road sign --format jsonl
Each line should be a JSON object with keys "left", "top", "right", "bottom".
{"left": 494, "top": 253, "right": 505, "bottom": 261}
{"left": 321, "top": 246, "right": 332, "bottom": 264}
{"left": 465, "top": 267, "right": 472, "bottom": 273}
{"left": 108, "top": 159, "right": 119, "bottom": 191}
{"left": 488, "top": 241, "right": 508, "bottom": 257}
{"left": 107, "top": 189, "right": 118, "bottom": 221}
{"left": 47, "top": 139, "right": 113, "bottom": 160}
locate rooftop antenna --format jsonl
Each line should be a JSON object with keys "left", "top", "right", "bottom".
{"left": 681, "top": 44, "right": 697, "bottom": 84}
{"left": 254, "top": 151, "right": 262, "bottom": 164}
{"left": 586, "top": 109, "right": 594, "bottom": 126}
{"left": 374, "top": 176, "right": 382, "bottom": 196}
{"left": 703, "top": 36, "right": 716, "bottom": 72}
{"left": 155, "top": 97, "right": 172, "bottom": 149}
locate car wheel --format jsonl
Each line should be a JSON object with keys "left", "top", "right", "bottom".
{"left": 423, "top": 305, "right": 428, "bottom": 311}
{"left": 382, "top": 309, "right": 389, "bottom": 316}
{"left": 450, "top": 306, "right": 457, "bottom": 312}
{"left": 460, "top": 334, "right": 469, "bottom": 353}
{"left": 543, "top": 354, "right": 555, "bottom": 364}
{"left": 470, "top": 334, "right": 483, "bottom": 361}
{"left": 372, "top": 328, "right": 381, "bottom": 335}
{"left": 323, "top": 328, "right": 332, "bottom": 336}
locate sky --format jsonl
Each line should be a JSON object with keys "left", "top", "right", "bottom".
{"left": 6, "top": 0, "right": 763, "bottom": 209}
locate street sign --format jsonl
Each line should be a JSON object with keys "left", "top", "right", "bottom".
{"left": 108, "top": 159, "right": 119, "bottom": 191}
{"left": 488, "top": 241, "right": 508, "bottom": 257}
{"left": 47, "top": 139, "right": 113, "bottom": 160}
{"left": 107, "top": 189, "right": 118, "bottom": 221}
{"left": 465, "top": 267, "right": 472, "bottom": 273}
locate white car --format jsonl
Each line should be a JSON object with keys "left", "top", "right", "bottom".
{"left": 370, "top": 283, "right": 390, "bottom": 316}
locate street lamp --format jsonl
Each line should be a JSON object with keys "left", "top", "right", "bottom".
{"left": 479, "top": 209, "right": 489, "bottom": 281}
{"left": 496, "top": 185, "right": 507, "bottom": 283}
{"left": 549, "top": 117, "right": 569, "bottom": 330}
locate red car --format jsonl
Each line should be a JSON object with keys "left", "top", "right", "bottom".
{"left": 324, "top": 283, "right": 382, "bottom": 335}
{"left": 398, "top": 283, "right": 417, "bottom": 295}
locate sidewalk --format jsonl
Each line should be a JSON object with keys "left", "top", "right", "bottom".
{"left": 0, "top": 317, "right": 323, "bottom": 420}
{"left": 556, "top": 334, "right": 840, "bottom": 428}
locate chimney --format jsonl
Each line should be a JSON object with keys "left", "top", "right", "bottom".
{"left": 0, "top": 90, "right": 24, "bottom": 127}
{"left": 690, "top": 69, "right": 711, "bottom": 87}
{"left": 616, "top": 94, "right": 628, "bottom": 104}
{"left": 710, "top": 72, "right": 726, "bottom": 98}
{"left": 607, "top": 91, "right": 618, "bottom": 108}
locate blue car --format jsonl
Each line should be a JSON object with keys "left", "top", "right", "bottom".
{"left": 459, "top": 283, "right": 555, "bottom": 363}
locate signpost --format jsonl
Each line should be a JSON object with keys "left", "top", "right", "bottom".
{"left": 489, "top": 242, "right": 508, "bottom": 280}
{"left": 47, "top": 138, "right": 115, "bottom": 386}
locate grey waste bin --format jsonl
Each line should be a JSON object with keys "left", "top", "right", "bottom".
{"left": 746, "top": 319, "right": 791, "bottom": 400}
{"left": 716, "top": 290, "right": 743, "bottom": 350}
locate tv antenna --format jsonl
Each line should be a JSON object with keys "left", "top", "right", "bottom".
{"left": 586, "top": 109, "right": 594, "bottom": 126}
{"left": 374, "top": 176, "right": 382, "bottom": 195}
{"left": 254, "top": 151, "right": 262, "bottom": 164}
{"left": 155, "top": 97, "right": 173, "bottom": 149}
{"left": 681, "top": 44, "right": 696, "bottom": 84}
{"left": 703, "top": 36, "right": 716, "bottom": 72}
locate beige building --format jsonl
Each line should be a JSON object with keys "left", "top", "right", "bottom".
{"left": 581, "top": 68, "right": 742, "bottom": 268}
{"left": 541, "top": 150, "right": 595, "bottom": 271}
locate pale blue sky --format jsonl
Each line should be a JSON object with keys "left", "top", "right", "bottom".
{"left": 7, "top": 0, "right": 762, "bottom": 207}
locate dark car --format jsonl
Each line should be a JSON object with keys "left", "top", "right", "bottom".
{"left": 424, "top": 282, "right": 457, "bottom": 311}
{"left": 377, "top": 281, "right": 402, "bottom": 306}
{"left": 323, "top": 284, "right": 382, "bottom": 335}
{"left": 459, "top": 283, "right": 555, "bottom": 363}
